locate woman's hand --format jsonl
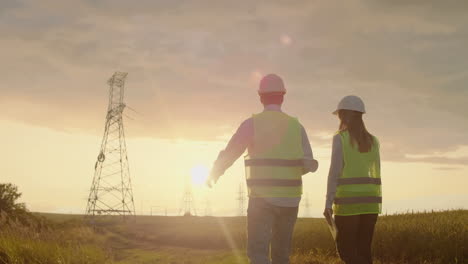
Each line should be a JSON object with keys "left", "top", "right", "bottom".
{"left": 323, "top": 208, "right": 334, "bottom": 225}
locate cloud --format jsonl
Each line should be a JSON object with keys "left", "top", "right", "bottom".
{"left": 0, "top": 0, "right": 467, "bottom": 164}
{"left": 407, "top": 156, "right": 468, "bottom": 166}
{"left": 433, "top": 167, "right": 463, "bottom": 171}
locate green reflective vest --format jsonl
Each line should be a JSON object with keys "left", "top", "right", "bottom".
{"left": 333, "top": 130, "right": 382, "bottom": 216}
{"left": 244, "top": 111, "right": 304, "bottom": 198}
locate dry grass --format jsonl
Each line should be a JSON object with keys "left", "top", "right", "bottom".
{"left": 0, "top": 211, "right": 111, "bottom": 264}
{"left": 0, "top": 210, "right": 465, "bottom": 264}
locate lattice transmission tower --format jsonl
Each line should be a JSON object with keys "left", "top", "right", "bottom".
{"left": 302, "top": 192, "right": 311, "bottom": 218}
{"left": 204, "top": 197, "right": 212, "bottom": 216}
{"left": 237, "top": 182, "right": 246, "bottom": 216}
{"left": 180, "top": 185, "right": 196, "bottom": 216}
{"left": 86, "top": 72, "right": 136, "bottom": 217}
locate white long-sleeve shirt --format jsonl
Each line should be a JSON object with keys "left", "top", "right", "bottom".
{"left": 325, "top": 134, "right": 344, "bottom": 209}
{"left": 211, "top": 104, "right": 319, "bottom": 207}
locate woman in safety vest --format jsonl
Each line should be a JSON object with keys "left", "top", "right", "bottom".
{"left": 324, "top": 95, "right": 382, "bottom": 264}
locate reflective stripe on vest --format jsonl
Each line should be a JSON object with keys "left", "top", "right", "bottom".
{"left": 334, "top": 196, "right": 382, "bottom": 204}
{"left": 333, "top": 131, "right": 382, "bottom": 216}
{"left": 337, "top": 177, "right": 381, "bottom": 185}
{"left": 245, "top": 159, "right": 303, "bottom": 167}
{"left": 246, "top": 178, "right": 302, "bottom": 186}
{"left": 245, "top": 111, "right": 304, "bottom": 198}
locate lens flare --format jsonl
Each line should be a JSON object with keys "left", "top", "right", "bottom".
{"left": 191, "top": 165, "right": 208, "bottom": 186}
{"left": 280, "top": 34, "right": 292, "bottom": 46}
{"left": 251, "top": 70, "right": 263, "bottom": 83}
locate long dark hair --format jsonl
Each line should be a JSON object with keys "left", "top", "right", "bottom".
{"left": 338, "top": 109, "right": 374, "bottom": 153}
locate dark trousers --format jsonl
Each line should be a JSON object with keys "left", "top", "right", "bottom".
{"left": 247, "top": 198, "right": 299, "bottom": 264}
{"left": 335, "top": 214, "right": 378, "bottom": 264}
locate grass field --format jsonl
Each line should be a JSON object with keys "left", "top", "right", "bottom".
{"left": 0, "top": 210, "right": 466, "bottom": 264}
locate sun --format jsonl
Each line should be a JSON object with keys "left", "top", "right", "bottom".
{"left": 191, "top": 165, "right": 209, "bottom": 186}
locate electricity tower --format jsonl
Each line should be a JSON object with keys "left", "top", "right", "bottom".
{"left": 86, "top": 72, "right": 136, "bottom": 218}
{"left": 237, "top": 182, "right": 246, "bottom": 216}
{"left": 302, "top": 192, "right": 311, "bottom": 218}
{"left": 180, "top": 185, "right": 196, "bottom": 216}
{"left": 204, "top": 197, "right": 212, "bottom": 216}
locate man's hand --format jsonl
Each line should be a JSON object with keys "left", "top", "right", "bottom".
{"left": 323, "top": 208, "right": 334, "bottom": 226}
{"left": 302, "top": 159, "right": 319, "bottom": 175}
{"left": 206, "top": 171, "right": 219, "bottom": 188}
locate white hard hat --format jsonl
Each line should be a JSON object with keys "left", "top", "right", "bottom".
{"left": 333, "top": 95, "right": 366, "bottom": 114}
{"left": 258, "top": 74, "right": 287, "bottom": 94}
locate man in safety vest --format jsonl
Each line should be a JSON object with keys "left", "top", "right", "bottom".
{"left": 207, "top": 74, "right": 319, "bottom": 264}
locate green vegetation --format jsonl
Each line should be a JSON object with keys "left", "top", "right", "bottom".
{"left": 0, "top": 211, "right": 466, "bottom": 264}
{"left": 292, "top": 211, "right": 467, "bottom": 264}
{"left": 39, "top": 210, "right": 468, "bottom": 264}
{"left": 0, "top": 183, "right": 112, "bottom": 264}
{"left": 0, "top": 213, "right": 113, "bottom": 264}
{"left": 0, "top": 185, "right": 466, "bottom": 263}
{"left": 0, "top": 183, "right": 29, "bottom": 223}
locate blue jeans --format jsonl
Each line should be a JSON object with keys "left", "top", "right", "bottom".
{"left": 247, "top": 198, "right": 299, "bottom": 264}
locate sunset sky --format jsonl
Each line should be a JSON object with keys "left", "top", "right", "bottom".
{"left": 1, "top": 0, "right": 467, "bottom": 216}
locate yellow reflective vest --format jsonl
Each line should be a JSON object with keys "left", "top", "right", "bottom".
{"left": 244, "top": 111, "right": 304, "bottom": 198}
{"left": 333, "top": 130, "right": 382, "bottom": 216}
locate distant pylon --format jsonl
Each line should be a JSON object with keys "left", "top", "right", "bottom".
{"left": 150, "top": 206, "right": 167, "bottom": 216}
{"left": 180, "top": 184, "right": 196, "bottom": 216}
{"left": 237, "top": 182, "right": 246, "bottom": 216}
{"left": 204, "top": 197, "right": 212, "bottom": 216}
{"left": 302, "top": 192, "right": 311, "bottom": 217}
{"left": 86, "top": 72, "right": 136, "bottom": 218}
